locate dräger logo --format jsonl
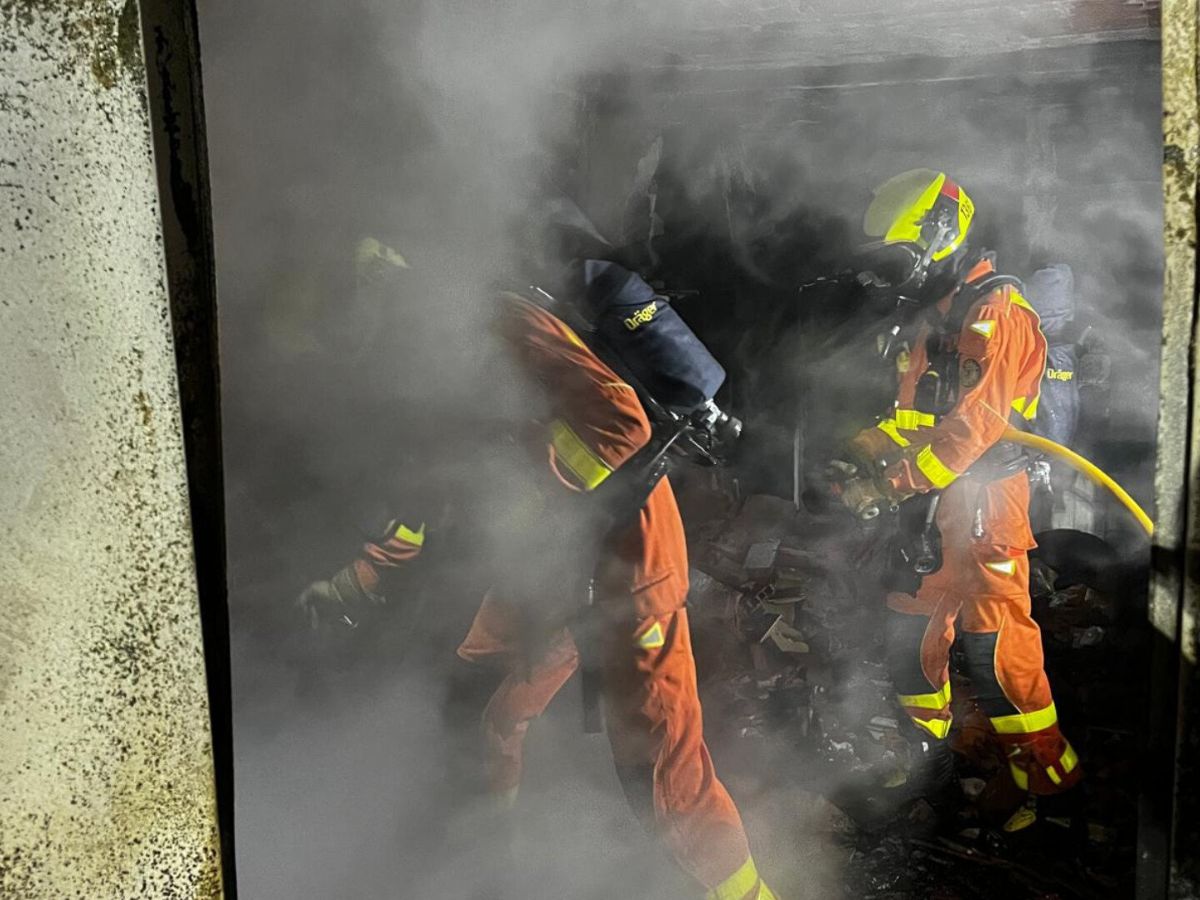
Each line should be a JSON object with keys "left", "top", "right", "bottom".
{"left": 1046, "top": 368, "right": 1074, "bottom": 382}
{"left": 623, "top": 301, "right": 658, "bottom": 331}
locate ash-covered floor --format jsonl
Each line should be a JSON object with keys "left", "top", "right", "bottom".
{"left": 227, "top": 445, "right": 1142, "bottom": 899}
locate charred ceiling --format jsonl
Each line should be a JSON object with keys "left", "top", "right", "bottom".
{"left": 626, "top": 0, "right": 1161, "bottom": 70}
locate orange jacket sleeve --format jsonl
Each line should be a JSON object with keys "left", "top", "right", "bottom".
{"left": 342, "top": 293, "right": 651, "bottom": 595}
{"left": 884, "top": 289, "right": 1043, "bottom": 494}
{"left": 495, "top": 292, "right": 651, "bottom": 491}
{"left": 350, "top": 520, "right": 426, "bottom": 593}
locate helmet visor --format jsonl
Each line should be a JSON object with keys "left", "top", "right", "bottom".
{"left": 852, "top": 241, "right": 924, "bottom": 291}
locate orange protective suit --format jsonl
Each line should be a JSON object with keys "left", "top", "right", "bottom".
{"left": 851, "top": 259, "right": 1081, "bottom": 796}
{"left": 353, "top": 293, "right": 772, "bottom": 899}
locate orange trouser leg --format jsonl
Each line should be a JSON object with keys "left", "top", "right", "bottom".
{"left": 957, "top": 546, "right": 1081, "bottom": 794}
{"left": 479, "top": 632, "right": 579, "bottom": 794}
{"left": 885, "top": 579, "right": 960, "bottom": 740}
{"left": 458, "top": 583, "right": 765, "bottom": 896}
{"left": 888, "top": 540, "right": 1081, "bottom": 794}
{"left": 457, "top": 592, "right": 580, "bottom": 795}
{"left": 603, "top": 607, "right": 753, "bottom": 894}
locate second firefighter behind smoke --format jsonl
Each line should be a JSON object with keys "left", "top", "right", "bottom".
{"left": 829, "top": 170, "right": 1082, "bottom": 832}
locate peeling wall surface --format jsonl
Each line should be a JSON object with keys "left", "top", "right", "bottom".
{"left": 0, "top": 1, "right": 222, "bottom": 897}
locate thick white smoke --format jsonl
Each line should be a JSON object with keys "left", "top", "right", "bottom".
{"left": 200, "top": 1, "right": 1161, "bottom": 897}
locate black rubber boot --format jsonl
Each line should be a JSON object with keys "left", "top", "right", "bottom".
{"left": 906, "top": 736, "right": 957, "bottom": 805}
{"left": 896, "top": 736, "right": 965, "bottom": 838}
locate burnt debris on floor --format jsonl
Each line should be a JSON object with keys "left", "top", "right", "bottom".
{"left": 672, "top": 468, "right": 1141, "bottom": 900}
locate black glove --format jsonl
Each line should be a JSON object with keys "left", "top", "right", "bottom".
{"left": 295, "top": 566, "right": 381, "bottom": 631}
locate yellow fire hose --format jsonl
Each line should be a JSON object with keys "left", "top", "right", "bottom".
{"left": 1002, "top": 426, "right": 1154, "bottom": 536}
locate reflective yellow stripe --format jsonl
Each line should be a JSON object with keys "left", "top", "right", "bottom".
{"left": 1009, "top": 761, "right": 1030, "bottom": 791}
{"left": 1011, "top": 396, "right": 1037, "bottom": 422}
{"left": 897, "top": 681, "right": 951, "bottom": 711}
{"left": 1010, "top": 291, "right": 1036, "bottom": 314}
{"left": 877, "top": 419, "right": 910, "bottom": 447}
{"left": 1003, "top": 800, "right": 1037, "bottom": 831}
{"left": 549, "top": 420, "right": 613, "bottom": 491}
{"left": 985, "top": 559, "right": 1017, "bottom": 577}
{"left": 1044, "top": 742, "right": 1079, "bottom": 785}
{"left": 1060, "top": 742, "right": 1079, "bottom": 774}
{"left": 1024, "top": 394, "right": 1040, "bottom": 420}
{"left": 395, "top": 522, "right": 425, "bottom": 547}
{"left": 757, "top": 882, "right": 780, "bottom": 900}
{"left": 556, "top": 320, "right": 588, "bottom": 350}
{"left": 707, "top": 857, "right": 759, "bottom": 900}
{"left": 911, "top": 716, "right": 952, "bottom": 739}
{"left": 895, "top": 408, "right": 936, "bottom": 429}
{"left": 636, "top": 621, "right": 665, "bottom": 650}
{"left": 990, "top": 702, "right": 1058, "bottom": 735}
{"left": 969, "top": 320, "right": 996, "bottom": 339}
{"left": 915, "top": 445, "right": 957, "bottom": 488}
{"left": 1010, "top": 290, "right": 1043, "bottom": 420}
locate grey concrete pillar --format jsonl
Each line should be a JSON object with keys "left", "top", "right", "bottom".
{"left": 1143, "top": 0, "right": 1199, "bottom": 896}
{"left": 0, "top": 1, "right": 225, "bottom": 896}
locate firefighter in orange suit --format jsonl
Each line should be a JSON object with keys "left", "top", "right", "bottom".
{"left": 834, "top": 171, "right": 1081, "bottom": 829}
{"left": 301, "top": 285, "right": 777, "bottom": 900}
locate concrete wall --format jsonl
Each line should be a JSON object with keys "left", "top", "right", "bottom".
{"left": 1152, "top": 1, "right": 1200, "bottom": 894}
{"left": 0, "top": 1, "right": 223, "bottom": 896}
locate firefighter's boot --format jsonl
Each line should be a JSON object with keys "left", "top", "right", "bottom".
{"left": 905, "top": 736, "right": 958, "bottom": 811}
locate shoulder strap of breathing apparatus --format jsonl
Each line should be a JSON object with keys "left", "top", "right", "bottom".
{"left": 913, "top": 256, "right": 1022, "bottom": 412}
{"left": 942, "top": 258, "right": 1025, "bottom": 337}
{"left": 921, "top": 261, "right": 1029, "bottom": 481}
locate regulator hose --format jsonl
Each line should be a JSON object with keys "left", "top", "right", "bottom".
{"left": 1002, "top": 426, "right": 1154, "bottom": 536}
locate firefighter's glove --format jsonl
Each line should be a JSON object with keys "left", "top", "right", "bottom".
{"left": 820, "top": 458, "right": 877, "bottom": 518}
{"left": 844, "top": 435, "right": 893, "bottom": 481}
{"left": 295, "top": 566, "right": 380, "bottom": 631}
{"left": 836, "top": 474, "right": 902, "bottom": 521}
{"left": 825, "top": 458, "right": 862, "bottom": 482}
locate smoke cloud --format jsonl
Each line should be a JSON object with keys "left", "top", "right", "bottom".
{"left": 200, "top": 1, "right": 1162, "bottom": 896}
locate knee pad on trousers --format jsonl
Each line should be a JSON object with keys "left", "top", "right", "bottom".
{"left": 958, "top": 630, "right": 1022, "bottom": 719}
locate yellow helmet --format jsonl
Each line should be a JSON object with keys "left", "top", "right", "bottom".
{"left": 863, "top": 169, "right": 975, "bottom": 263}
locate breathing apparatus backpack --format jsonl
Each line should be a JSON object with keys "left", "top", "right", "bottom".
{"left": 528, "top": 259, "right": 741, "bottom": 516}
{"left": 575, "top": 259, "right": 728, "bottom": 417}
{"left": 1022, "top": 264, "right": 1080, "bottom": 448}
{"left": 923, "top": 260, "right": 1080, "bottom": 450}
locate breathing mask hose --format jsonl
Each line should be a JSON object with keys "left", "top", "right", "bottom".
{"left": 1001, "top": 426, "right": 1154, "bottom": 536}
